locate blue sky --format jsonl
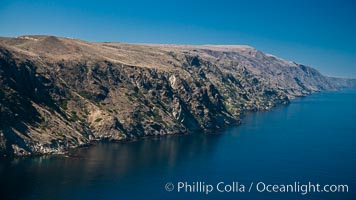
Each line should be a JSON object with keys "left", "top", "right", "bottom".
{"left": 0, "top": 0, "right": 355, "bottom": 78}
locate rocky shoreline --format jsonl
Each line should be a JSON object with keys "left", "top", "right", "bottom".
{"left": 0, "top": 35, "right": 355, "bottom": 157}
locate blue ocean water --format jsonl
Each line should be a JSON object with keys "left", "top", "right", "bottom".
{"left": 0, "top": 90, "right": 355, "bottom": 200}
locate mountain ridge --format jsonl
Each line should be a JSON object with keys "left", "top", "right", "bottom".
{"left": 0, "top": 35, "right": 355, "bottom": 157}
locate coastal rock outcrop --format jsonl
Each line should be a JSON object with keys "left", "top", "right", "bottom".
{"left": 0, "top": 36, "right": 354, "bottom": 156}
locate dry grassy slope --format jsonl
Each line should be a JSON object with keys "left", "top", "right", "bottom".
{"left": 0, "top": 35, "right": 345, "bottom": 156}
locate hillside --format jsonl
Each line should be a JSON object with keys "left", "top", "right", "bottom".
{"left": 0, "top": 35, "right": 354, "bottom": 156}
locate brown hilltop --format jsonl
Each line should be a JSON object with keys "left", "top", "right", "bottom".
{"left": 0, "top": 35, "right": 353, "bottom": 156}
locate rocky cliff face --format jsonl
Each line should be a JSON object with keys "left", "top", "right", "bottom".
{"left": 0, "top": 36, "right": 354, "bottom": 156}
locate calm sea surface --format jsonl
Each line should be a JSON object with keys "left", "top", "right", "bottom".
{"left": 1, "top": 90, "right": 355, "bottom": 200}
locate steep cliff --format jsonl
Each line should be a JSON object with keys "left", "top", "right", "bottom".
{"left": 0, "top": 35, "right": 354, "bottom": 156}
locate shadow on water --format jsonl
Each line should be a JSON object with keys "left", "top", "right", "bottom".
{"left": 0, "top": 90, "right": 355, "bottom": 200}
{"left": 0, "top": 133, "right": 224, "bottom": 200}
